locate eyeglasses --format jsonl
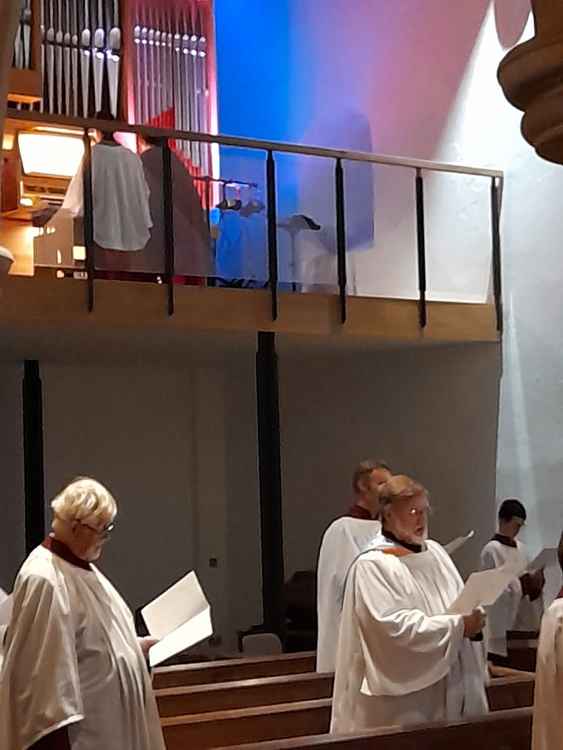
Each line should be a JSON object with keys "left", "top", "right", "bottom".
{"left": 406, "top": 505, "right": 433, "bottom": 518}
{"left": 76, "top": 519, "right": 116, "bottom": 538}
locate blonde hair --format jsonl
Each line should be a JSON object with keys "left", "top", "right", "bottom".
{"left": 51, "top": 477, "right": 117, "bottom": 525}
{"left": 379, "top": 474, "right": 428, "bottom": 511}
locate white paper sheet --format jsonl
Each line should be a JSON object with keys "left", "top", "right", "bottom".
{"left": 528, "top": 547, "right": 557, "bottom": 571}
{"left": 444, "top": 530, "right": 475, "bottom": 556}
{"left": 448, "top": 566, "right": 520, "bottom": 615}
{"left": 141, "top": 571, "right": 213, "bottom": 667}
{"left": 0, "top": 594, "right": 13, "bottom": 627}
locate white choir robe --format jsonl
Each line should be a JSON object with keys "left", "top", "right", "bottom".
{"left": 0, "top": 544, "right": 166, "bottom": 750}
{"left": 61, "top": 142, "right": 153, "bottom": 252}
{"left": 316, "top": 517, "right": 382, "bottom": 673}
{"left": 331, "top": 539, "right": 488, "bottom": 733}
{"left": 480, "top": 538, "right": 543, "bottom": 656}
{"left": 532, "top": 596, "right": 563, "bottom": 750}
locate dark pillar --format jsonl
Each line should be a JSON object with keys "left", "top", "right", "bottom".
{"left": 256, "top": 331, "right": 285, "bottom": 636}
{"left": 23, "top": 360, "right": 45, "bottom": 553}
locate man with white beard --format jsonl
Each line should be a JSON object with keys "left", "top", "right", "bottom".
{"left": 331, "top": 475, "right": 488, "bottom": 733}
{"left": 531, "top": 531, "right": 563, "bottom": 750}
{"left": 0, "top": 477, "right": 164, "bottom": 750}
{"left": 316, "top": 460, "right": 391, "bottom": 673}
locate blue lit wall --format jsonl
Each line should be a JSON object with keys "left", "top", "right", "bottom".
{"left": 214, "top": 0, "right": 293, "bottom": 141}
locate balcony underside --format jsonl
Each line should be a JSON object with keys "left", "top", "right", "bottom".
{"left": 0, "top": 276, "right": 499, "bottom": 346}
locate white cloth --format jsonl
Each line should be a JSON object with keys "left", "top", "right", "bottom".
{"left": 316, "top": 517, "right": 382, "bottom": 673}
{"left": 532, "top": 597, "right": 563, "bottom": 750}
{"left": 62, "top": 142, "right": 152, "bottom": 251}
{"left": 0, "top": 545, "right": 166, "bottom": 750}
{"left": 480, "top": 539, "right": 543, "bottom": 656}
{"left": 331, "top": 539, "right": 488, "bottom": 734}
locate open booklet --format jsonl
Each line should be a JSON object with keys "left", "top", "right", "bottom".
{"left": 447, "top": 564, "right": 524, "bottom": 616}
{"left": 0, "top": 594, "right": 13, "bottom": 627}
{"left": 141, "top": 572, "right": 213, "bottom": 668}
{"left": 444, "top": 530, "right": 475, "bottom": 556}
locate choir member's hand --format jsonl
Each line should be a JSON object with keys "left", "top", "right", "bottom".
{"left": 138, "top": 636, "right": 159, "bottom": 658}
{"left": 463, "top": 608, "right": 486, "bottom": 638}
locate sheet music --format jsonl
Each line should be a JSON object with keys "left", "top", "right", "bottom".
{"left": 141, "top": 571, "right": 212, "bottom": 667}
{"left": 0, "top": 594, "right": 13, "bottom": 627}
{"left": 448, "top": 567, "right": 520, "bottom": 616}
{"left": 444, "top": 530, "right": 475, "bottom": 556}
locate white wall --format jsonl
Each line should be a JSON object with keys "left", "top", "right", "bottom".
{"left": 0, "top": 363, "right": 25, "bottom": 592}
{"left": 280, "top": 343, "right": 501, "bottom": 579}
{"left": 34, "top": 351, "right": 261, "bottom": 651}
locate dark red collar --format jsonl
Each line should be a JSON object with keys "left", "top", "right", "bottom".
{"left": 42, "top": 536, "right": 92, "bottom": 571}
{"left": 557, "top": 588, "right": 563, "bottom": 600}
{"left": 493, "top": 533, "right": 517, "bottom": 548}
{"left": 346, "top": 503, "right": 373, "bottom": 520}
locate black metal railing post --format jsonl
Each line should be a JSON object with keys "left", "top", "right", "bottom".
{"left": 161, "top": 138, "right": 175, "bottom": 316}
{"left": 335, "top": 158, "right": 348, "bottom": 324}
{"left": 23, "top": 360, "right": 45, "bottom": 553}
{"left": 415, "top": 168, "right": 427, "bottom": 329}
{"left": 266, "top": 150, "right": 279, "bottom": 321}
{"left": 82, "top": 130, "right": 95, "bottom": 312}
{"left": 491, "top": 177, "right": 503, "bottom": 334}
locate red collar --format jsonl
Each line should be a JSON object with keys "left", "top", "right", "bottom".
{"left": 42, "top": 536, "right": 93, "bottom": 571}
{"left": 557, "top": 588, "right": 563, "bottom": 600}
{"left": 346, "top": 503, "right": 373, "bottom": 520}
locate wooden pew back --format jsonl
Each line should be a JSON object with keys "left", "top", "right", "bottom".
{"left": 156, "top": 672, "right": 334, "bottom": 717}
{"left": 153, "top": 651, "right": 316, "bottom": 689}
{"left": 219, "top": 707, "right": 532, "bottom": 750}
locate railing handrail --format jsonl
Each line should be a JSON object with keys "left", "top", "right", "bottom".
{"left": 6, "top": 109, "right": 504, "bottom": 179}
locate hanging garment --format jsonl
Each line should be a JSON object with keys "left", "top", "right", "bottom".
{"left": 480, "top": 536, "right": 543, "bottom": 656}
{"left": 331, "top": 540, "right": 488, "bottom": 734}
{"left": 0, "top": 543, "right": 166, "bottom": 750}
{"left": 316, "top": 517, "right": 382, "bottom": 673}
{"left": 62, "top": 142, "right": 152, "bottom": 252}
{"left": 532, "top": 595, "right": 563, "bottom": 750}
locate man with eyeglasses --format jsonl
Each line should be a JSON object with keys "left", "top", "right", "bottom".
{"left": 331, "top": 475, "right": 488, "bottom": 733}
{"left": 480, "top": 498, "right": 545, "bottom": 664}
{"left": 0, "top": 477, "right": 165, "bottom": 750}
{"left": 316, "top": 459, "right": 391, "bottom": 673}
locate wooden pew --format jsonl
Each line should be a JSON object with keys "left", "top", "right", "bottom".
{"left": 153, "top": 651, "right": 316, "bottom": 690}
{"left": 486, "top": 671, "right": 535, "bottom": 711}
{"left": 162, "top": 698, "right": 332, "bottom": 750}
{"left": 160, "top": 674, "right": 535, "bottom": 750}
{"left": 218, "top": 707, "right": 532, "bottom": 750}
{"left": 157, "top": 670, "right": 533, "bottom": 718}
{"left": 157, "top": 672, "right": 334, "bottom": 717}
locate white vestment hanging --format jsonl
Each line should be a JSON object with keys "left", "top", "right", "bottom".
{"left": 480, "top": 539, "right": 543, "bottom": 656}
{"left": 532, "top": 597, "right": 563, "bottom": 750}
{"left": 0, "top": 545, "right": 166, "bottom": 750}
{"left": 62, "top": 142, "right": 152, "bottom": 252}
{"left": 331, "top": 540, "right": 488, "bottom": 734}
{"left": 316, "top": 517, "right": 382, "bottom": 673}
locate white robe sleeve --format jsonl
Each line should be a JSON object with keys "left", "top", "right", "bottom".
{"left": 532, "top": 603, "right": 563, "bottom": 750}
{"left": 353, "top": 555, "right": 465, "bottom": 696}
{"left": 0, "top": 572, "right": 84, "bottom": 749}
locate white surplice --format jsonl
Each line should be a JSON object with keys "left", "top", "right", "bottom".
{"left": 480, "top": 538, "right": 543, "bottom": 656}
{"left": 331, "top": 539, "right": 488, "bottom": 734}
{"left": 316, "top": 517, "right": 382, "bottom": 673}
{"left": 0, "top": 545, "right": 166, "bottom": 750}
{"left": 61, "top": 142, "right": 152, "bottom": 252}
{"left": 532, "top": 597, "right": 563, "bottom": 750}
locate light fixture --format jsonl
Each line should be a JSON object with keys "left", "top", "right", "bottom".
{"left": 18, "top": 132, "right": 84, "bottom": 178}
{"left": 19, "top": 197, "right": 33, "bottom": 207}
{"left": 2, "top": 133, "right": 14, "bottom": 150}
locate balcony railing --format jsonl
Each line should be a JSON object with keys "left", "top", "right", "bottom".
{"left": 6, "top": 109, "right": 504, "bottom": 333}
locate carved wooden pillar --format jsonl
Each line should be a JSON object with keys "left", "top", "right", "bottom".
{"left": 498, "top": 0, "right": 563, "bottom": 163}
